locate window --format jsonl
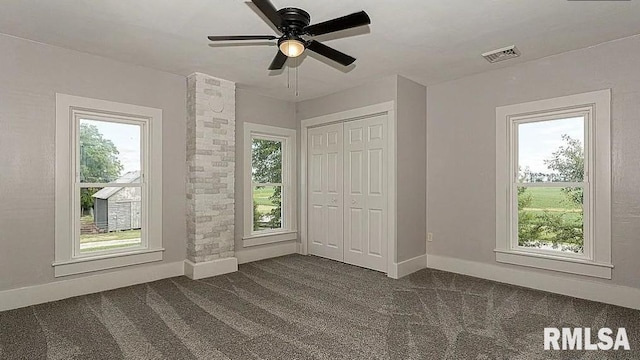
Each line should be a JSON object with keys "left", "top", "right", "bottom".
{"left": 243, "top": 123, "right": 296, "bottom": 246}
{"left": 495, "top": 90, "right": 611, "bottom": 279}
{"left": 516, "top": 117, "right": 587, "bottom": 255}
{"left": 55, "top": 94, "right": 163, "bottom": 277}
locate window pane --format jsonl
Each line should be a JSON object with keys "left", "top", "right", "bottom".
{"left": 517, "top": 186, "right": 584, "bottom": 254}
{"left": 252, "top": 138, "right": 282, "bottom": 184}
{"left": 518, "top": 117, "right": 584, "bottom": 182}
{"left": 79, "top": 119, "right": 141, "bottom": 183}
{"left": 79, "top": 186, "right": 142, "bottom": 253}
{"left": 252, "top": 185, "right": 282, "bottom": 231}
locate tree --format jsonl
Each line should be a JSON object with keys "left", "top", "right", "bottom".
{"left": 79, "top": 123, "right": 123, "bottom": 213}
{"left": 251, "top": 139, "right": 282, "bottom": 229}
{"left": 544, "top": 134, "right": 584, "bottom": 205}
{"left": 517, "top": 186, "right": 543, "bottom": 245}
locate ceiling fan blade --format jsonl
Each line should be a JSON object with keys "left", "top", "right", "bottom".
{"left": 268, "top": 50, "right": 288, "bottom": 70}
{"left": 208, "top": 35, "right": 277, "bottom": 41}
{"left": 306, "top": 40, "right": 356, "bottom": 66}
{"left": 304, "top": 11, "right": 370, "bottom": 36}
{"left": 252, "top": 0, "right": 283, "bottom": 29}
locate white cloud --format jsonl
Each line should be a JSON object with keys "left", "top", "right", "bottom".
{"left": 519, "top": 117, "right": 583, "bottom": 173}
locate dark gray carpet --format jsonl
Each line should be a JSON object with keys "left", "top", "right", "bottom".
{"left": 1, "top": 254, "right": 638, "bottom": 359}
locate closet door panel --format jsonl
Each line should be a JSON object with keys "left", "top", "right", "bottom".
{"left": 344, "top": 115, "right": 388, "bottom": 272}
{"left": 348, "top": 208, "right": 364, "bottom": 252}
{"left": 327, "top": 152, "right": 339, "bottom": 193}
{"left": 344, "top": 119, "right": 366, "bottom": 263}
{"left": 368, "top": 209, "right": 383, "bottom": 256}
{"left": 310, "top": 205, "right": 324, "bottom": 247}
{"left": 365, "top": 115, "right": 387, "bottom": 271}
{"left": 349, "top": 151, "right": 363, "bottom": 194}
{"left": 307, "top": 123, "right": 343, "bottom": 261}
{"left": 327, "top": 205, "right": 341, "bottom": 248}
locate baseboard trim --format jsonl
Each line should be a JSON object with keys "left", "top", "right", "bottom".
{"left": 0, "top": 261, "right": 184, "bottom": 312}
{"left": 427, "top": 254, "right": 640, "bottom": 310}
{"left": 237, "top": 241, "right": 297, "bottom": 264}
{"left": 388, "top": 253, "right": 427, "bottom": 279}
{"left": 184, "top": 257, "right": 238, "bottom": 280}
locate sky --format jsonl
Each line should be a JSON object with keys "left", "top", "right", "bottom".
{"left": 518, "top": 117, "right": 584, "bottom": 173}
{"left": 79, "top": 116, "right": 583, "bottom": 178}
{"left": 81, "top": 119, "right": 141, "bottom": 175}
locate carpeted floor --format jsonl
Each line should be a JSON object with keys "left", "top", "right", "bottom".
{"left": 1, "top": 254, "right": 638, "bottom": 359}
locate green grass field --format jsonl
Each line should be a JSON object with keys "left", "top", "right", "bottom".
{"left": 253, "top": 186, "right": 279, "bottom": 214}
{"left": 80, "top": 230, "right": 141, "bottom": 244}
{"left": 80, "top": 214, "right": 141, "bottom": 244}
{"left": 525, "top": 187, "right": 581, "bottom": 211}
{"left": 253, "top": 186, "right": 282, "bottom": 230}
{"left": 521, "top": 187, "right": 581, "bottom": 222}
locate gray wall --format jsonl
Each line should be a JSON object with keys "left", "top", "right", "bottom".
{"left": 295, "top": 76, "right": 398, "bottom": 121}
{"left": 0, "top": 34, "right": 186, "bottom": 291}
{"left": 234, "top": 88, "right": 296, "bottom": 251}
{"left": 396, "top": 76, "right": 427, "bottom": 262}
{"left": 296, "top": 75, "right": 428, "bottom": 263}
{"left": 427, "top": 35, "right": 640, "bottom": 289}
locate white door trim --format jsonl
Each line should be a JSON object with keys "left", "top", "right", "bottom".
{"left": 300, "top": 101, "right": 396, "bottom": 276}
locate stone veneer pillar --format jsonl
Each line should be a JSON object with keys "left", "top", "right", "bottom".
{"left": 184, "top": 72, "right": 238, "bottom": 279}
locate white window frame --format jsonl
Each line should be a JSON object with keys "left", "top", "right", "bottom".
{"left": 243, "top": 123, "right": 297, "bottom": 247}
{"left": 495, "top": 89, "right": 612, "bottom": 279}
{"left": 55, "top": 94, "right": 163, "bottom": 277}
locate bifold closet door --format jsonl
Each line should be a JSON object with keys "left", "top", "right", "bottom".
{"left": 307, "top": 123, "right": 344, "bottom": 261}
{"left": 343, "top": 115, "right": 388, "bottom": 272}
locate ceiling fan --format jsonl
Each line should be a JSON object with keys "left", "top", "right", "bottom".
{"left": 208, "top": 0, "right": 371, "bottom": 70}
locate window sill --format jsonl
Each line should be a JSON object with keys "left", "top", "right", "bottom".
{"left": 494, "top": 249, "right": 612, "bottom": 279}
{"left": 53, "top": 248, "right": 164, "bottom": 277}
{"left": 243, "top": 231, "right": 297, "bottom": 248}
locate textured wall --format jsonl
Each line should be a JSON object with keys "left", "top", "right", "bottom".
{"left": 186, "top": 73, "right": 236, "bottom": 263}
{"left": 234, "top": 88, "right": 297, "bottom": 252}
{"left": 0, "top": 34, "right": 186, "bottom": 291}
{"left": 396, "top": 76, "right": 427, "bottom": 262}
{"left": 295, "top": 76, "right": 398, "bottom": 122}
{"left": 427, "top": 35, "right": 640, "bottom": 289}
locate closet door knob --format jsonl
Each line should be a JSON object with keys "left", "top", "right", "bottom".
{"left": 351, "top": 199, "right": 357, "bottom": 205}
{"left": 331, "top": 198, "right": 337, "bottom": 203}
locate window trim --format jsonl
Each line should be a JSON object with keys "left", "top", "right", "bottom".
{"left": 243, "top": 123, "right": 297, "bottom": 245}
{"left": 495, "top": 89, "right": 612, "bottom": 279}
{"left": 55, "top": 94, "right": 163, "bottom": 277}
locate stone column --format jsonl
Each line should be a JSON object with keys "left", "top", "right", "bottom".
{"left": 185, "top": 72, "right": 237, "bottom": 279}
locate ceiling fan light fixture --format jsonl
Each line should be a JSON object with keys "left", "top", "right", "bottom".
{"left": 279, "top": 39, "right": 305, "bottom": 57}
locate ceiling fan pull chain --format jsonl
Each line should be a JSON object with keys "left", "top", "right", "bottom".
{"left": 287, "top": 41, "right": 291, "bottom": 89}
{"left": 295, "top": 56, "right": 299, "bottom": 97}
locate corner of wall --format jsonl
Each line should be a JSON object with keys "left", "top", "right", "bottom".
{"left": 395, "top": 75, "right": 428, "bottom": 263}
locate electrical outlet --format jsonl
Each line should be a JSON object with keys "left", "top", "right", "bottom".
{"left": 427, "top": 233, "right": 433, "bottom": 242}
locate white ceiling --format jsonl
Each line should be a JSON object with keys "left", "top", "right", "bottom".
{"left": 1, "top": 0, "right": 640, "bottom": 101}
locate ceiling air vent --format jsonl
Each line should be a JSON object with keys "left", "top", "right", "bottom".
{"left": 482, "top": 45, "right": 521, "bottom": 63}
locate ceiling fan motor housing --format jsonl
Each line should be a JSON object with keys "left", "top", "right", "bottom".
{"left": 277, "top": 8, "right": 311, "bottom": 35}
